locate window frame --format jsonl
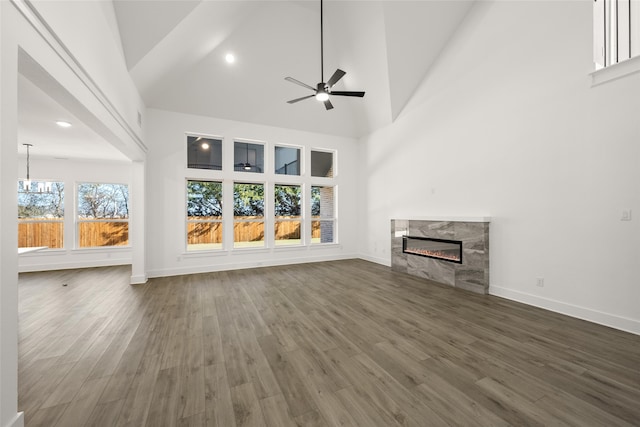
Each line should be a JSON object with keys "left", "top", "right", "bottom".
{"left": 185, "top": 179, "right": 224, "bottom": 252}
{"left": 17, "top": 180, "right": 65, "bottom": 250}
{"left": 233, "top": 181, "right": 266, "bottom": 249}
{"left": 76, "top": 181, "right": 130, "bottom": 249}
{"left": 186, "top": 133, "right": 224, "bottom": 171}
{"left": 310, "top": 148, "right": 337, "bottom": 178}
{"left": 274, "top": 144, "right": 302, "bottom": 176}
{"left": 274, "top": 183, "right": 303, "bottom": 247}
{"left": 234, "top": 139, "right": 266, "bottom": 174}
{"left": 310, "top": 184, "right": 337, "bottom": 245}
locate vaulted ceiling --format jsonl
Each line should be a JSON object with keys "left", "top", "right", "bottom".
{"left": 113, "top": 0, "right": 475, "bottom": 139}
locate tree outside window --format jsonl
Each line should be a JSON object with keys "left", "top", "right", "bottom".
{"left": 187, "top": 180, "right": 223, "bottom": 251}
{"left": 233, "top": 183, "right": 265, "bottom": 248}
{"left": 77, "top": 183, "right": 129, "bottom": 247}
{"left": 274, "top": 184, "right": 301, "bottom": 246}
{"left": 18, "top": 181, "right": 64, "bottom": 248}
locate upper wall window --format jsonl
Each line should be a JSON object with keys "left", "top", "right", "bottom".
{"left": 187, "top": 136, "right": 223, "bottom": 170}
{"left": 594, "top": 0, "right": 640, "bottom": 68}
{"left": 77, "top": 183, "right": 129, "bottom": 248}
{"left": 18, "top": 181, "right": 64, "bottom": 249}
{"left": 275, "top": 146, "right": 301, "bottom": 176}
{"left": 235, "top": 141, "right": 264, "bottom": 173}
{"left": 311, "top": 150, "right": 334, "bottom": 178}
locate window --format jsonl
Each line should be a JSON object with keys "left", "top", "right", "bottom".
{"left": 311, "top": 185, "right": 335, "bottom": 244}
{"left": 234, "top": 141, "right": 264, "bottom": 173}
{"left": 275, "top": 146, "right": 301, "bottom": 175}
{"left": 274, "top": 184, "right": 302, "bottom": 246}
{"left": 187, "top": 180, "right": 223, "bottom": 251}
{"left": 77, "top": 183, "right": 129, "bottom": 248}
{"left": 187, "top": 136, "right": 222, "bottom": 170}
{"left": 311, "top": 150, "right": 334, "bottom": 178}
{"left": 594, "top": 0, "right": 640, "bottom": 68}
{"left": 234, "top": 183, "right": 264, "bottom": 248}
{"left": 18, "top": 181, "right": 64, "bottom": 249}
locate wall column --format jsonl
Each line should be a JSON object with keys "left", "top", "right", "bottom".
{"left": 130, "top": 160, "right": 147, "bottom": 284}
{"left": 0, "top": 1, "right": 24, "bottom": 425}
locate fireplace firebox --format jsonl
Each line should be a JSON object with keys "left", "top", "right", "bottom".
{"left": 402, "top": 236, "right": 462, "bottom": 264}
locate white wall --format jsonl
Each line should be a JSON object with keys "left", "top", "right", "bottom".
{"left": 28, "top": 0, "right": 145, "bottom": 145}
{"left": 1, "top": 1, "right": 145, "bottom": 425}
{"left": 146, "top": 108, "right": 359, "bottom": 277}
{"left": 17, "top": 157, "right": 133, "bottom": 272}
{"left": 358, "top": 1, "right": 640, "bottom": 334}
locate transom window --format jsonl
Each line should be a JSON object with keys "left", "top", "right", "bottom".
{"left": 275, "top": 146, "right": 301, "bottom": 175}
{"left": 234, "top": 141, "right": 264, "bottom": 173}
{"left": 311, "top": 150, "right": 334, "bottom": 178}
{"left": 187, "top": 136, "right": 222, "bottom": 170}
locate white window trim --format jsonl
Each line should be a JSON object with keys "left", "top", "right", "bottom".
{"left": 591, "top": 54, "right": 640, "bottom": 86}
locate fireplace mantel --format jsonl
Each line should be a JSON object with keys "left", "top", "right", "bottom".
{"left": 395, "top": 216, "right": 491, "bottom": 223}
{"left": 391, "top": 218, "right": 490, "bottom": 294}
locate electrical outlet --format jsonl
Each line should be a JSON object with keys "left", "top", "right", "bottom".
{"left": 621, "top": 210, "right": 632, "bottom": 221}
{"left": 536, "top": 278, "right": 544, "bottom": 287}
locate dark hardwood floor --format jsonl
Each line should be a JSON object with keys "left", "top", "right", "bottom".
{"left": 18, "top": 259, "right": 640, "bottom": 426}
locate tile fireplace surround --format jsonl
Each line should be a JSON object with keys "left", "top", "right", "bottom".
{"left": 391, "top": 217, "right": 490, "bottom": 294}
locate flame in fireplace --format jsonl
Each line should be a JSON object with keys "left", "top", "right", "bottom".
{"left": 404, "top": 248, "right": 461, "bottom": 262}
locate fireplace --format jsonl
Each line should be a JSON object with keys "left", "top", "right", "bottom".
{"left": 403, "top": 236, "right": 462, "bottom": 264}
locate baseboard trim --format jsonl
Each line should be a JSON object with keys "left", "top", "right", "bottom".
{"left": 18, "top": 259, "right": 130, "bottom": 273}
{"left": 130, "top": 274, "right": 148, "bottom": 285}
{"left": 4, "top": 412, "right": 24, "bottom": 427}
{"left": 147, "top": 253, "right": 358, "bottom": 278}
{"left": 490, "top": 285, "right": 640, "bottom": 335}
{"left": 357, "top": 253, "right": 391, "bottom": 267}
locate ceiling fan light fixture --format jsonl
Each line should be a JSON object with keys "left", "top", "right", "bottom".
{"left": 315, "top": 91, "right": 329, "bottom": 102}
{"left": 243, "top": 163, "right": 252, "bottom": 171}
{"left": 284, "top": 0, "right": 365, "bottom": 109}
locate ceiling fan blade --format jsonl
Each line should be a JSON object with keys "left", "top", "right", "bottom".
{"left": 324, "top": 99, "right": 334, "bottom": 110}
{"left": 285, "top": 77, "right": 316, "bottom": 92}
{"left": 330, "top": 91, "right": 365, "bottom": 97}
{"left": 326, "top": 69, "right": 346, "bottom": 88}
{"left": 287, "top": 94, "right": 315, "bottom": 104}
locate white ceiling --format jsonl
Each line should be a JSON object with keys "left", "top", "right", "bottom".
{"left": 18, "top": 74, "right": 129, "bottom": 162}
{"left": 16, "top": 0, "right": 475, "bottom": 162}
{"left": 115, "top": 0, "right": 475, "bottom": 139}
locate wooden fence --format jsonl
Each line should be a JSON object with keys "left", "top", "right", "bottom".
{"left": 18, "top": 219, "right": 128, "bottom": 248}
{"left": 187, "top": 216, "right": 320, "bottom": 244}
{"left": 19, "top": 217, "right": 321, "bottom": 248}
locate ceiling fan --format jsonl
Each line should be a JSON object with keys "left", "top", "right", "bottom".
{"left": 285, "top": 0, "right": 365, "bottom": 110}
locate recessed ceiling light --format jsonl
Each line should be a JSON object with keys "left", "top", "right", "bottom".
{"left": 225, "top": 53, "right": 235, "bottom": 64}
{"left": 56, "top": 121, "right": 72, "bottom": 128}
{"left": 201, "top": 142, "right": 210, "bottom": 150}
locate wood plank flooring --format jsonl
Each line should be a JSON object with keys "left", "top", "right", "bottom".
{"left": 18, "top": 260, "right": 640, "bottom": 426}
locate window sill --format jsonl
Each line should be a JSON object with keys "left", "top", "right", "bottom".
{"left": 310, "top": 243, "right": 342, "bottom": 249}
{"left": 71, "top": 246, "right": 132, "bottom": 254}
{"left": 591, "top": 56, "right": 640, "bottom": 87}
{"left": 273, "top": 244, "right": 306, "bottom": 251}
{"left": 182, "top": 249, "right": 228, "bottom": 258}
{"left": 19, "top": 248, "right": 66, "bottom": 256}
